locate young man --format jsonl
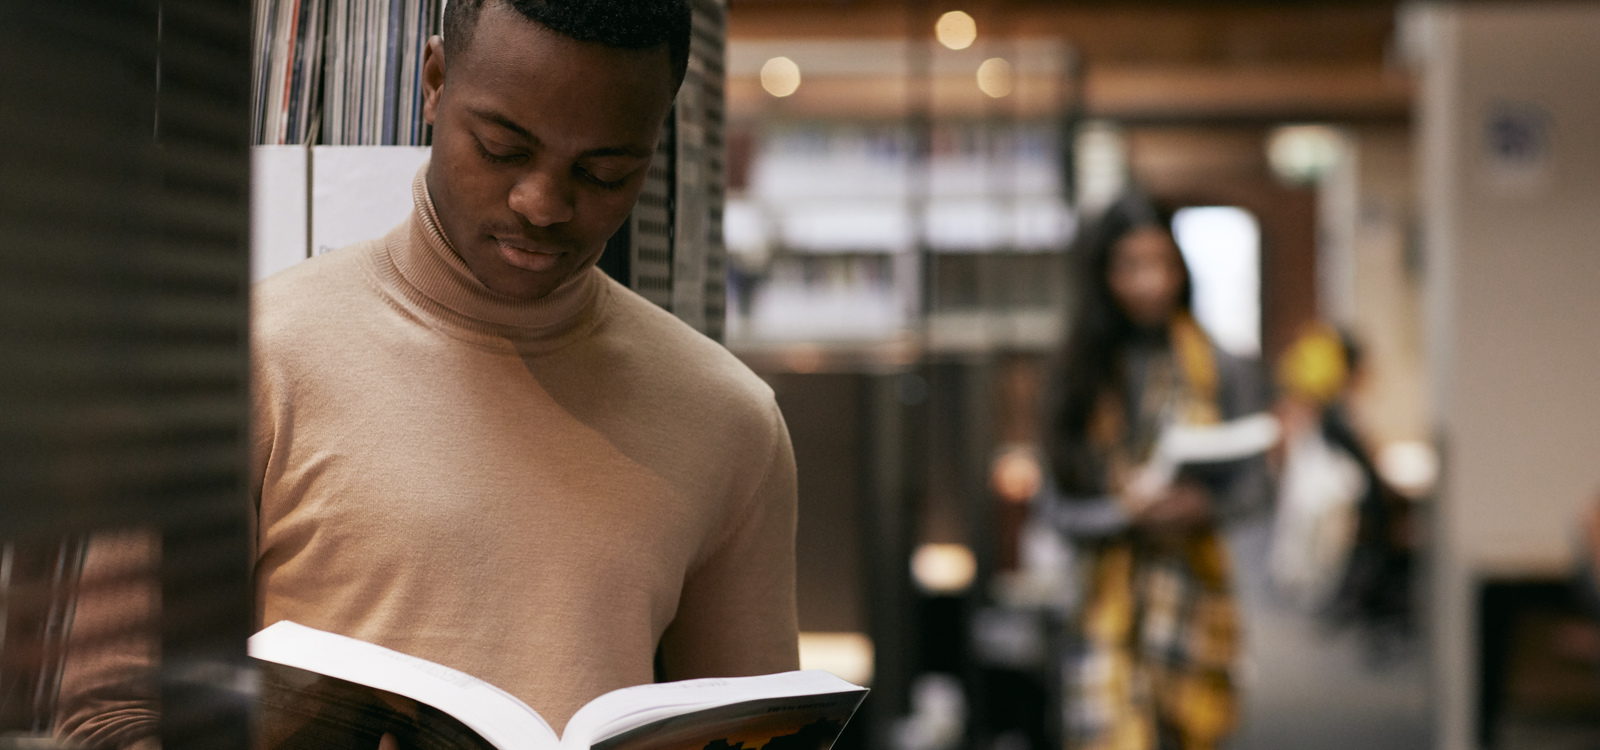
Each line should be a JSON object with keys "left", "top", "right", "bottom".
{"left": 57, "top": 1, "right": 799, "bottom": 746}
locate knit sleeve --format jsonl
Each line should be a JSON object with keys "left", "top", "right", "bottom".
{"left": 53, "top": 530, "right": 163, "bottom": 750}
{"left": 657, "top": 400, "right": 801, "bottom": 681}
{"left": 55, "top": 332, "right": 278, "bottom": 749}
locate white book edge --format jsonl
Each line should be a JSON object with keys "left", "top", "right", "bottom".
{"left": 1124, "top": 412, "right": 1282, "bottom": 512}
{"left": 250, "top": 621, "right": 867, "bottom": 750}
{"left": 562, "top": 670, "right": 864, "bottom": 750}
{"left": 1156, "top": 412, "right": 1282, "bottom": 465}
{"left": 251, "top": 621, "right": 557, "bottom": 750}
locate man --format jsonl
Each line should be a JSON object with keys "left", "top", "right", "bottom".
{"left": 57, "top": 0, "right": 799, "bottom": 745}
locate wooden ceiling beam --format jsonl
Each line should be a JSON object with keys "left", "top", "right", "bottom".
{"left": 728, "top": 64, "right": 1410, "bottom": 123}
{"left": 729, "top": 1, "right": 1399, "bottom": 69}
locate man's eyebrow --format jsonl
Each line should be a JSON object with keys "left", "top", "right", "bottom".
{"left": 466, "top": 107, "right": 652, "bottom": 159}
{"left": 580, "top": 145, "right": 655, "bottom": 159}
{"left": 467, "top": 107, "right": 534, "bottom": 141}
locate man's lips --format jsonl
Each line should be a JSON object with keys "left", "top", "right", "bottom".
{"left": 494, "top": 237, "right": 564, "bottom": 273}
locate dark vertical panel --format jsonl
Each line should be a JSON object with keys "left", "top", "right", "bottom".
{"left": 773, "top": 374, "right": 867, "bottom": 634}
{"left": 600, "top": 0, "right": 724, "bottom": 340}
{"left": 860, "top": 372, "right": 926, "bottom": 747}
{"left": 597, "top": 220, "right": 633, "bottom": 289}
{"left": 630, "top": 122, "right": 676, "bottom": 309}
{"left": 689, "top": 0, "right": 728, "bottom": 341}
{"left": 0, "top": 0, "right": 253, "bottom": 745}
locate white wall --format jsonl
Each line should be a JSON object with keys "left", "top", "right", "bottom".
{"left": 1352, "top": 127, "right": 1430, "bottom": 448}
{"left": 249, "top": 146, "right": 432, "bottom": 283}
{"left": 1415, "top": 4, "right": 1600, "bottom": 747}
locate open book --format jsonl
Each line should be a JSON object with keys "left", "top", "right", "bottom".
{"left": 250, "top": 621, "right": 868, "bottom": 750}
{"left": 1123, "top": 412, "right": 1282, "bottom": 513}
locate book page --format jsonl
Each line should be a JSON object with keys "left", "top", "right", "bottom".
{"left": 1122, "top": 413, "right": 1281, "bottom": 513}
{"left": 562, "top": 672, "right": 866, "bottom": 750}
{"left": 259, "top": 660, "right": 502, "bottom": 750}
{"left": 586, "top": 691, "right": 865, "bottom": 750}
{"left": 1156, "top": 412, "right": 1281, "bottom": 466}
{"left": 251, "top": 621, "right": 558, "bottom": 750}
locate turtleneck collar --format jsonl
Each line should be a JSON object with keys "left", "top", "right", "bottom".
{"left": 365, "top": 166, "right": 609, "bottom": 354}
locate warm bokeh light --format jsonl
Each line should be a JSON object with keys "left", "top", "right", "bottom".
{"left": 1265, "top": 124, "right": 1344, "bottom": 184}
{"left": 935, "top": 10, "right": 977, "bottom": 50}
{"left": 990, "top": 447, "right": 1041, "bottom": 503}
{"left": 760, "top": 56, "right": 802, "bottom": 97}
{"left": 976, "top": 57, "right": 1013, "bottom": 98}
{"left": 1379, "top": 440, "right": 1440, "bottom": 498}
{"left": 911, "top": 543, "right": 977, "bottom": 594}
{"left": 798, "top": 632, "right": 875, "bottom": 685}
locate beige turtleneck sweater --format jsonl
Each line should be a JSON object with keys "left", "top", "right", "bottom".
{"left": 57, "top": 173, "right": 799, "bottom": 745}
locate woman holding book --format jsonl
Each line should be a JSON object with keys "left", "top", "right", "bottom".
{"left": 1038, "top": 193, "right": 1270, "bottom": 750}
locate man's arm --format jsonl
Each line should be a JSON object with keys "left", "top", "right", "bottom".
{"left": 657, "top": 406, "right": 800, "bottom": 680}
{"left": 53, "top": 529, "right": 163, "bottom": 750}
{"left": 57, "top": 338, "right": 275, "bottom": 748}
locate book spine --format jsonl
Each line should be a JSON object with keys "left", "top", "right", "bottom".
{"left": 382, "top": 0, "right": 402, "bottom": 145}
{"left": 352, "top": 0, "right": 368, "bottom": 144}
{"left": 321, "top": 0, "right": 342, "bottom": 144}
{"left": 335, "top": 0, "right": 350, "bottom": 144}
{"left": 250, "top": 0, "right": 274, "bottom": 144}
{"left": 277, "top": 0, "right": 302, "bottom": 145}
{"left": 303, "top": 0, "right": 327, "bottom": 144}
{"left": 264, "top": 0, "right": 287, "bottom": 144}
{"left": 403, "top": 0, "right": 420, "bottom": 145}
{"left": 392, "top": 0, "right": 407, "bottom": 145}
{"left": 285, "top": 0, "right": 310, "bottom": 143}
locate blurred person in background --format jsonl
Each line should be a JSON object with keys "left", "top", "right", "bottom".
{"left": 1037, "top": 193, "right": 1270, "bottom": 750}
{"left": 1559, "top": 492, "right": 1600, "bottom": 670}
{"left": 1272, "top": 324, "right": 1415, "bottom": 657}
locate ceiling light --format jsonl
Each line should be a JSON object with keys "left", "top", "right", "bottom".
{"left": 912, "top": 543, "right": 976, "bottom": 594}
{"left": 976, "top": 57, "right": 1013, "bottom": 98}
{"left": 798, "top": 632, "right": 874, "bottom": 685}
{"left": 1266, "top": 124, "right": 1344, "bottom": 184}
{"left": 760, "top": 56, "right": 801, "bottom": 98}
{"left": 935, "top": 11, "right": 977, "bottom": 50}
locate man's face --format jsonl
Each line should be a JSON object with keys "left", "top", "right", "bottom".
{"left": 421, "top": 2, "right": 677, "bottom": 300}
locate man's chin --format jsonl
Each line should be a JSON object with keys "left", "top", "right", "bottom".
{"left": 482, "top": 272, "right": 568, "bottom": 301}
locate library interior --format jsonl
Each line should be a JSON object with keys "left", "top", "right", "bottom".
{"left": 2, "top": 1, "right": 1600, "bottom": 749}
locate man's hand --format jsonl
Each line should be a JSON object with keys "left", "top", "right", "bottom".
{"left": 1132, "top": 480, "right": 1211, "bottom": 530}
{"left": 379, "top": 733, "right": 400, "bottom": 750}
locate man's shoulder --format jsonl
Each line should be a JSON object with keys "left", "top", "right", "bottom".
{"left": 594, "top": 275, "right": 776, "bottom": 418}
{"left": 252, "top": 242, "right": 375, "bottom": 348}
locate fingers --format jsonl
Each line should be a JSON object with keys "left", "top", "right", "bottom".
{"left": 1137, "top": 484, "right": 1211, "bottom": 527}
{"left": 379, "top": 733, "right": 400, "bottom": 750}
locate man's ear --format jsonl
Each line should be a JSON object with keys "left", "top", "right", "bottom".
{"left": 422, "top": 36, "right": 446, "bottom": 126}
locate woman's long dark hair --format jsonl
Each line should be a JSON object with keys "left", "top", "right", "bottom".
{"left": 1046, "top": 192, "right": 1193, "bottom": 493}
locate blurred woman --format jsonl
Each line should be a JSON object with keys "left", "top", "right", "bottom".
{"left": 1039, "top": 194, "right": 1270, "bottom": 750}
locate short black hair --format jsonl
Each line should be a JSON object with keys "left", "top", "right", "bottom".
{"left": 443, "top": 0, "right": 692, "bottom": 89}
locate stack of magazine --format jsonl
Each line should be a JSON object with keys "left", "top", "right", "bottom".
{"left": 251, "top": 0, "right": 443, "bottom": 146}
{"left": 251, "top": 0, "right": 327, "bottom": 145}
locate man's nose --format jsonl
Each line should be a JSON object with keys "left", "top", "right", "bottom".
{"left": 508, "top": 169, "right": 575, "bottom": 227}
